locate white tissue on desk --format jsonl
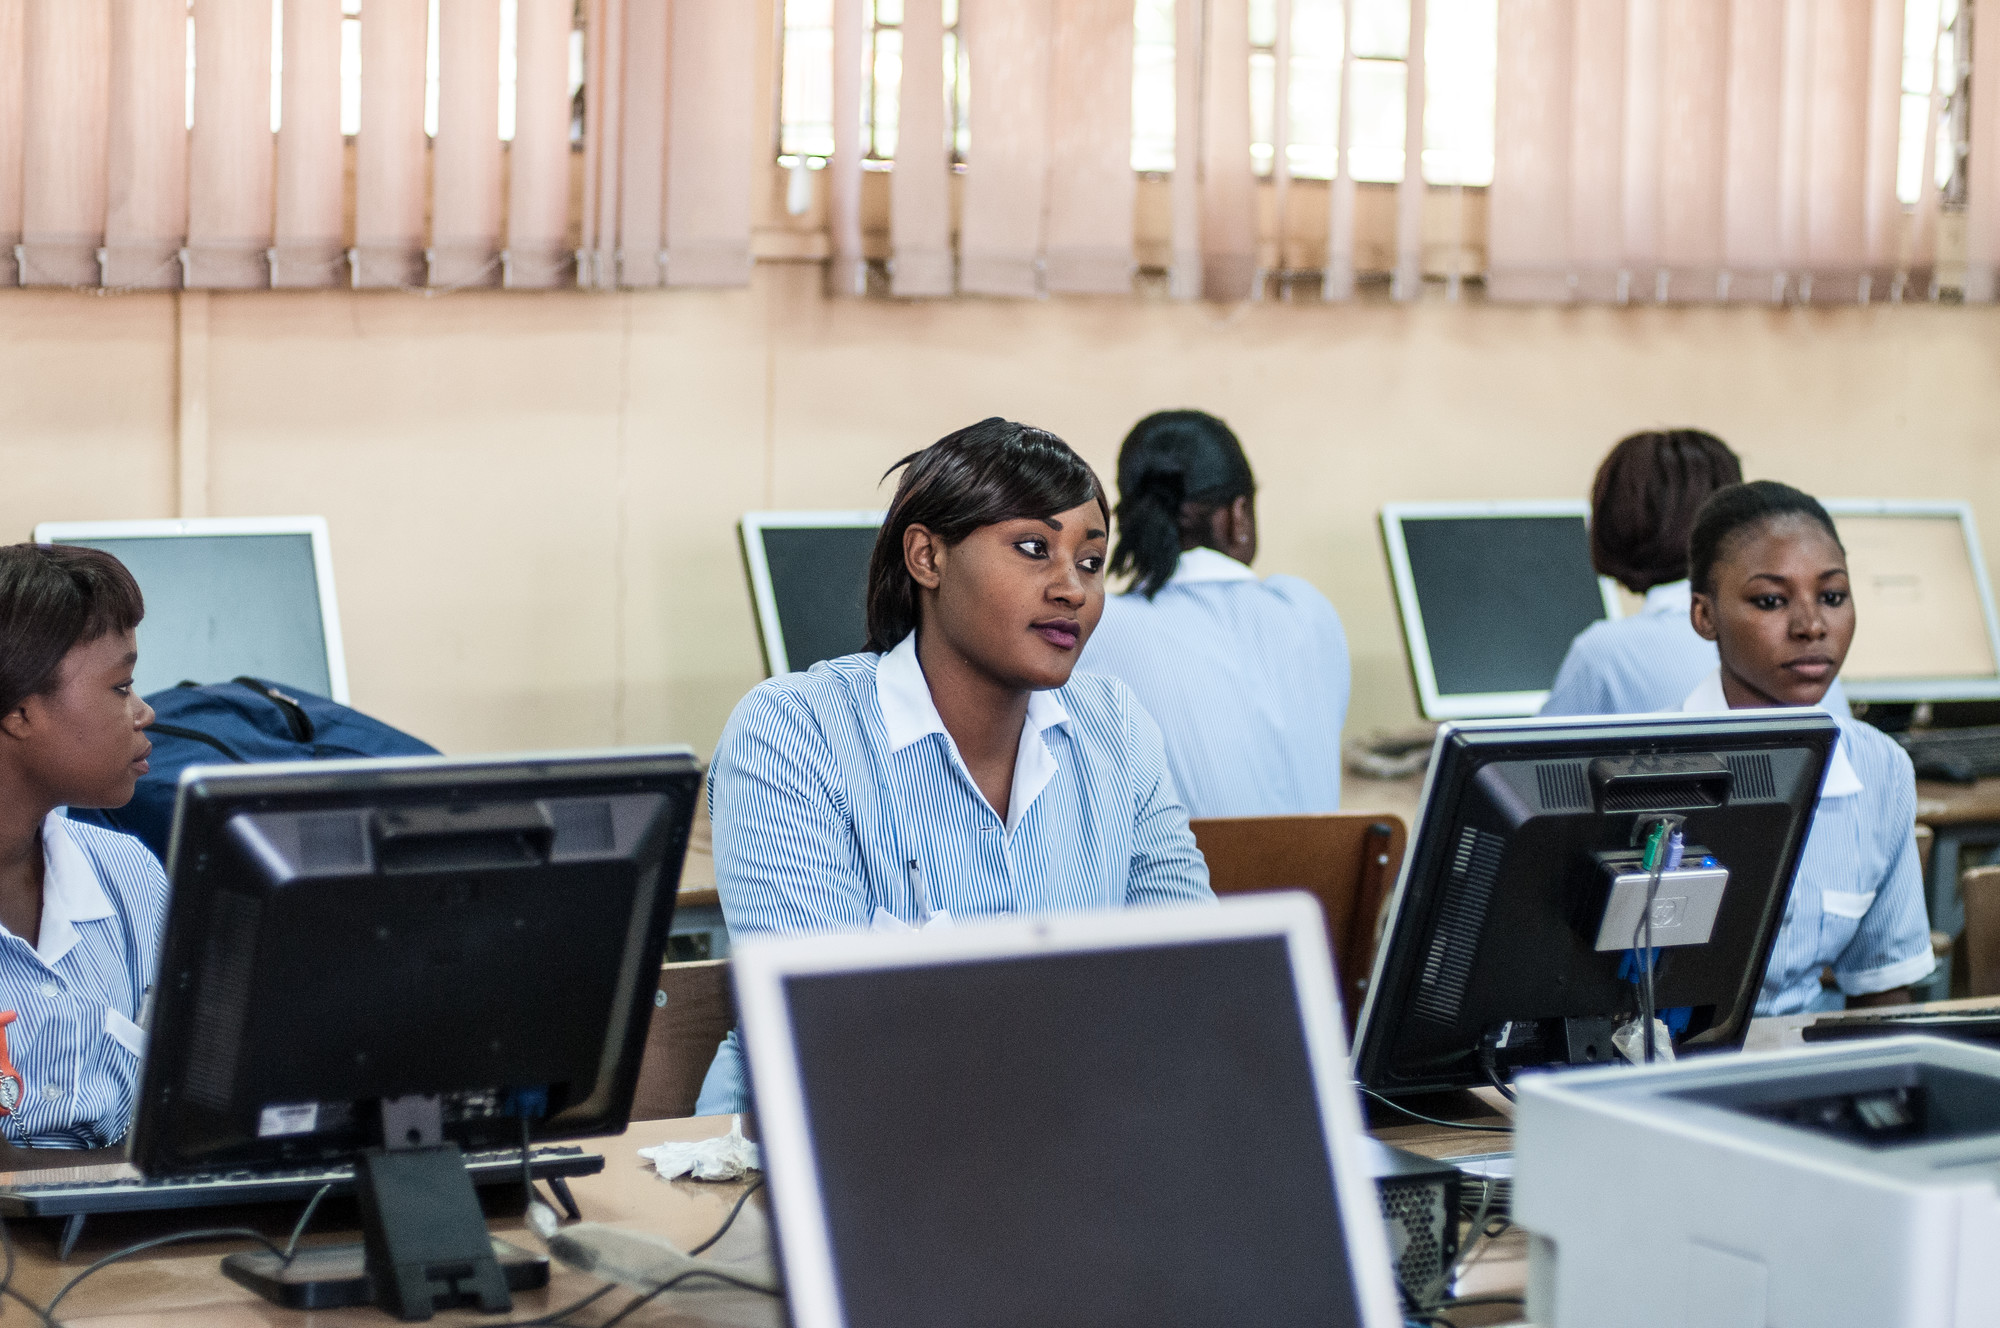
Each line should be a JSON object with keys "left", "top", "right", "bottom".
{"left": 640, "top": 1115, "right": 762, "bottom": 1181}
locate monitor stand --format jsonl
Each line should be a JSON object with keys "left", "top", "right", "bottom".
{"left": 222, "top": 1096, "right": 545, "bottom": 1321}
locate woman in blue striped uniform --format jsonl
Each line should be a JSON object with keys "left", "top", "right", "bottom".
{"left": 0, "top": 544, "right": 164, "bottom": 1163}
{"left": 1542, "top": 429, "right": 1851, "bottom": 718}
{"left": 1078, "top": 411, "right": 1349, "bottom": 817}
{"left": 1682, "top": 482, "right": 1932, "bottom": 1014}
{"left": 696, "top": 418, "right": 1214, "bottom": 1114}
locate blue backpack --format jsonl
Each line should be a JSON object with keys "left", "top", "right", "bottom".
{"left": 71, "top": 677, "right": 440, "bottom": 861}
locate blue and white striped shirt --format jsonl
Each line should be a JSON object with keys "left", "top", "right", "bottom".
{"left": 1078, "top": 547, "right": 1350, "bottom": 817}
{"left": 1681, "top": 672, "right": 1933, "bottom": 1015}
{"left": 1544, "top": 580, "right": 1852, "bottom": 718}
{"left": 696, "top": 632, "right": 1214, "bottom": 1113}
{"left": 0, "top": 814, "right": 165, "bottom": 1149}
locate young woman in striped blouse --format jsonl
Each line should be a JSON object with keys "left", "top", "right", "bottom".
{"left": 1682, "top": 482, "right": 1933, "bottom": 1014}
{"left": 0, "top": 544, "right": 165, "bottom": 1163}
{"left": 696, "top": 418, "right": 1214, "bottom": 1114}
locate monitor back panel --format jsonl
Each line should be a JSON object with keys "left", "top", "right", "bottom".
{"left": 1383, "top": 505, "right": 1614, "bottom": 719}
{"left": 40, "top": 529, "right": 337, "bottom": 700}
{"left": 741, "top": 515, "right": 881, "bottom": 675}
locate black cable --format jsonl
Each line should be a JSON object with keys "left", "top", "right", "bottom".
{"left": 686, "top": 1175, "right": 766, "bottom": 1257}
{"left": 1479, "top": 1061, "right": 1517, "bottom": 1105}
{"left": 591, "top": 1268, "right": 783, "bottom": 1328}
{"left": 43, "top": 1227, "right": 287, "bottom": 1318}
{"left": 1631, "top": 815, "right": 1685, "bottom": 1065}
{"left": 1360, "top": 1088, "right": 1511, "bottom": 1134}
{"left": 520, "top": 1115, "right": 541, "bottom": 1216}
{"left": 1435, "top": 1293, "right": 1527, "bottom": 1309}
{"left": 479, "top": 1169, "right": 770, "bottom": 1327}
{"left": 281, "top": 1184, "right": 334, "bottom": 1265}
{"left": 0, "top": 1205, "right": 18, "bottom": 1307}
{"left": 0, "top": 1212, "right": 56, "bottom": 1328}
{"left": 492, "top": 1282, "right": 619, "bottom": 1328}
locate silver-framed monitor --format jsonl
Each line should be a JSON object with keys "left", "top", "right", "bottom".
{"left": 738, "top": 510, "right": 884, "bottom": 676}
{"left": 32, "top": 516, "right": 350, "bottom": 703}
{"left": 734, "top": 894, "right": 1405, "bottom": 1328}
{"left": 1381, "top": 501, "right": 1622, "bottom": 720}
{"left": 1820, "top": 499, "right": 2000, "bottom": 703}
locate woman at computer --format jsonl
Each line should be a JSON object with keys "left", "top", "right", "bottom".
{"left": 1542, "top": 429, "right": 1741, "bottom": 716}
{"left": 695, "top": 418, "right": 1214, "bottom": 1113}
{"left": 1077, "top": 410, "right": 1349, "bottom": 817}
{"left": 0, "top": 544, "right": 164, "bottom": 1163}
{"left": 1542, "top": 430, "right": 1850, "bottom": 717}
{"left": 1685, "top": 481, "right": 1933, "bottom": 1014}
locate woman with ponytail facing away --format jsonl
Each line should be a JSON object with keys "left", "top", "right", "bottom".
{"left": 1079, "top": 411, "right": 1350, "bottom": 817}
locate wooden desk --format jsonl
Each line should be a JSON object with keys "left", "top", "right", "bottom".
{"left": 1913, "top": 778, "right": 2000, "bottom": 998}
{"left": 8, "top": 1118, "right": 779, "bottom": 1327}
{"left": 13, "top": 1106, "right": 1531, "bottom": 1328}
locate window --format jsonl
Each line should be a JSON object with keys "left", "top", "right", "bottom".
{"left": 1130, "top": 0, "right": 1498, "bottom": 185}
{"left": 328, "top": 0, "right": 572, "bottom": 143}
{"left": 778, "top": 0, "right": 968, "bottom": 168}
{"left": 1132, "top": 0, "right": 1174, "bottom": 171}
{"left": 1899, "top": 0, "right": 1966, "bottom": 205}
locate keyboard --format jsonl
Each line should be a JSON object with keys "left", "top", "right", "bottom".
{"left": 1802, "top": 1005, "right": 2000, "bottom": 1046}
{"left": 0, "top": 1143, "right": 603, "bottom": 1220}
{"left": 1895, "top": 725, "right": 2000, "bottom": 783}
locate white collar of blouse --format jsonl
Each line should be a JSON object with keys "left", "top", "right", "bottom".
{"left": 1682, "top": 668, "right": 1863, "bottom": 799}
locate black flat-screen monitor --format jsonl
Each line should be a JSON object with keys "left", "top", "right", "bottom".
{"left": 739, "top": 511, "right": 883, "bottom": 675}
{"left": 131, "top": 747, "right": 701, "bottom": 1316}
{"left": 1353, "top": 711, "right": 1837, "bottom": 1097}
{"left": 136, "top": 748, "right": 700, "bottom": 1174}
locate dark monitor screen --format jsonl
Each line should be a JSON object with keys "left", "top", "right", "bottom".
{"left": 781, "top": 937, "right": 1366, "bottom": 1328}
{"left": 1354, "top": 712, "right": 1837, "bottom": 1097}
{"left": 1398, "top": 514, "right": 1606, "bottom": 698}
{"left": 751, "top": 522, "right": 880, "bottom": 674}
{"left": 132, "top": 749, "right": 701, "bottom": 1177}
{"left": 57, "top": 533, "right": 335, "bottom": 698}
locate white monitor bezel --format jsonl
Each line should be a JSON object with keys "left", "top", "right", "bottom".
{"left": 32, "top": 515, "right": 351, "bottom": 705}
{"left": 737, "top": 510, "right": 885, "bottom": 677}
{"left": 1819, "top": 499, "right": 2000, "bottom": 702}
{"left": 1380, "top": 500, "right": 1622, "bottom": 721}
{"left": 732, "top": 894, "right": 1405, "bottom": 1328}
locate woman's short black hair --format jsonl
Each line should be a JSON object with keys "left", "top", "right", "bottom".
{"left": 1688, "top": 480, "right": 1844, "bottom": 596}
{"left": 1108, "top": 409, "right": 1256, "bottom": 599}
{"left": 1590, "top": 429, "right": 1743, "bottom": 593}
{"left": 864, "top": 418, "right": 1108, "bottom": 653}
{"left": 0, "top": 544, "right": 145, "bottom": 717}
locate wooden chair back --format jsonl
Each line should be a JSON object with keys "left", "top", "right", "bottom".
{"left": 1190, "top": 813, "right": 1408, "bottom": 1031}
{"left": 630, "top": 959, "right": 735, "bottom": 1120}
{"left": 1960, "top": 865, "right": 2000, "bottom": 999}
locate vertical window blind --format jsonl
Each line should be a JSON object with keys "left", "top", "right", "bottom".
{"left": 0, "top": 0, "right": 1990, "bottom": 302}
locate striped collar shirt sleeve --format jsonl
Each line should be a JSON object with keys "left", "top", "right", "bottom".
{"left": 0, "top": 814, "right": 166, "bottom": 1148}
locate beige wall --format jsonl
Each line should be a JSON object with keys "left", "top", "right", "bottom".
{"left": 2, "top": 270, "right": 1997, "bottom": 760}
